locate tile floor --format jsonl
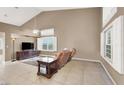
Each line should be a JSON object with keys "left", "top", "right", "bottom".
{"left": 0, "top": 60, "right": 113, "bottom": 85}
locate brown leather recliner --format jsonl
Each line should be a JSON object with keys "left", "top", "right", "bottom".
{"left": 56, "top": 50, "right": 71, "bottom": 69}
{"left": 68, "top": 48, "right": 76, "bottom": 62}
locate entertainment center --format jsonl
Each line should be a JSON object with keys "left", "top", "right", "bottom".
{"left": 16, "top": 42, "right": 41, "bottom": 60}
{"left": 16, "top": 50, "right": 41, "bottom": 60}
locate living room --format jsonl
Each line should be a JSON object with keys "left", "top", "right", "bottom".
{"left": 0, "top": 0, "right": 124, "bottom": 93}
{"left": 0, "top": 7, "right": 101, "bottom": 62}
{"left": 0, "top": 7, "right": 124, "bottom": 86}
{"left": 0, "top": 7, "right": 104, "bottom": 84}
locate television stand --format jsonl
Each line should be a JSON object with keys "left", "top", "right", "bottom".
{"left": 16, "top": 50, "right": 41, "bottom": 60}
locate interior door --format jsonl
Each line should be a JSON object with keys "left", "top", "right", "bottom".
{"left": 0, "top": 32, "right": 5, "bottom": 64}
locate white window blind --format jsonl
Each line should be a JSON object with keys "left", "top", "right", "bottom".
{"left": 37, "top": 36, "right": 57, "bottom": 51}
{"left": 37, "top": 28, "right": 57, "bottom": 51}
{"left": 105, "top": 27, "right": 112, "bottom": 60}
{"left": 40, "top": 28, "right": 54, "bottom": 36}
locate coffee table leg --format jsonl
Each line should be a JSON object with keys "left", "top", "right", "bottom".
{"left": 46, "top": 64, "right": 51, "bottom": 78}
{"left": 37, "top": 62, "right": 41, "bottom": 75}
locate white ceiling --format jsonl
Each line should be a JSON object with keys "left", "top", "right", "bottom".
{"left": 0, "top": 7, "right": 82, "bottom": 26}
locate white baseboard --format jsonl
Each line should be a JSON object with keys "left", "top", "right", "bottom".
{"left": 99, "top": 61, "right": 117, "bottom": 85}
{"left": 72, "top": 57, "right": 100, "bottom": 63}
{"left": 72, "top": 57, "right": 117, "bottom": 85}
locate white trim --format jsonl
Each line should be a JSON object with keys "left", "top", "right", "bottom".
{"left": 102, "top": 18, "right": 113, "bottom": 64}
{"left": 120, "top": 16, "right": 124, "bottom": 74}
{"left": 72, "top": 57, "right": 100, "bottom": 63}
{"left": 72, "top": 57, "right": 117, "bottom": 85}
{"left": 37, "top": 36, "right": 57, "bottom": 51}
{"left": 101, "top": 55, "right": 122, "bottom": 75}
{"left": 102, "top": 16, "right": 124, "bottom": 74}
{"left": 0, "top": 32, "right": 5, "bottom": 64}
{"left": 102, "top": 7, "right": 117, "bottom": 27}
{"left": 99, "top": 60, "right": 117, "bottom": 85}
{"left": 40, "top": 28, "right": 54, "bottom": 36}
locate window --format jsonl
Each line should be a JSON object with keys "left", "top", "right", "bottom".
{"left": 0, "top": 38, "right": 2, "bottom": 49}
{"left": 37, "top": 28, "right": 57, "bottom": 51}
{"left": 40, "top": 28, "right": 54, "bottom": 36}
{"left": 101, "top": 16, "right": 124, "bottom": 74}
{"left": 104, "top": 27, "right": 112, "bottom": 60}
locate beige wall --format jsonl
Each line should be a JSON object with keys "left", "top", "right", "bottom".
{"left": 15, "top": 36, "right": 35, "bottom": 52}
{"left": 14, "top": 36, "right": 35, "bottom": 59}
{"left": 0, "top": 23, "right": 19, "bottom": 61}
{"left": 0, "top": 23, "right": 36, "bottom": 61}
{"left": 21, "top": 8, "right": 101, "bottom": 60}
{"left": 0, "top": 8, "right": 101, "bottom": 61}
{"left": 101, "top": 7, "right": 124, "bottom": 84}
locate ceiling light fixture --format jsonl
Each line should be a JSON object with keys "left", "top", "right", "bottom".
{"left": 33, "top": 29, "right": 39, "bottom": 34}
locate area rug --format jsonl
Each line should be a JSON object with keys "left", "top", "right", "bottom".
{"left": 22, "top": 61, "right": 38, "bottom": 66}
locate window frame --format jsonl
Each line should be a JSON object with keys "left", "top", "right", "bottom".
{"left": 37, "top": 35, "right": 57, "bottom": 52}
{"left": 104, "top": 26, "right": 113, "bottom": 62}
{"left": 0, "top": 38, "right": 2, "bottom": 49}
{"left": 37, "top": 28, "right": 57, "bottom": 52}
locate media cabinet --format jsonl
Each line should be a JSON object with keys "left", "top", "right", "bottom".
{"left": 16, "top": 50, "right": 41, "bottom": 60}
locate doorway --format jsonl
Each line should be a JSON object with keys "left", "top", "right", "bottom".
{"left": 0, "top": 32, "right": 5, "bottom": 64}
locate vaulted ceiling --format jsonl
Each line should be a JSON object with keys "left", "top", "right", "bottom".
{"left": 0, "top": 7, "right": 82, "bottom": 26}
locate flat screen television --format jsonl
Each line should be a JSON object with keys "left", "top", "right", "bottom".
{"left": 22, "top": 42, "right": 34, "bottom": 50}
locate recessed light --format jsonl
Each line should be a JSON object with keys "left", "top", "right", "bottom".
{"left": 4, "top": 14, "right": 8, "bottom": 17}
{"left": 15, "top": 7, "right": 19, "bottom": 9}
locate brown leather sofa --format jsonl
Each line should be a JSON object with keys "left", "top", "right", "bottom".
{"left": 55, "top": 48, "right": 76, "bottom": 69}
{"left": 68, "top": 48, "right": 76, "bottom": 62}
{"left": 37, "top": 48, "right": 76, "bottom": 78}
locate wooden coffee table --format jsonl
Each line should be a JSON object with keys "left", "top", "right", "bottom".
{"left": 37, "top": 56, "right": 58, "bottom": 78}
